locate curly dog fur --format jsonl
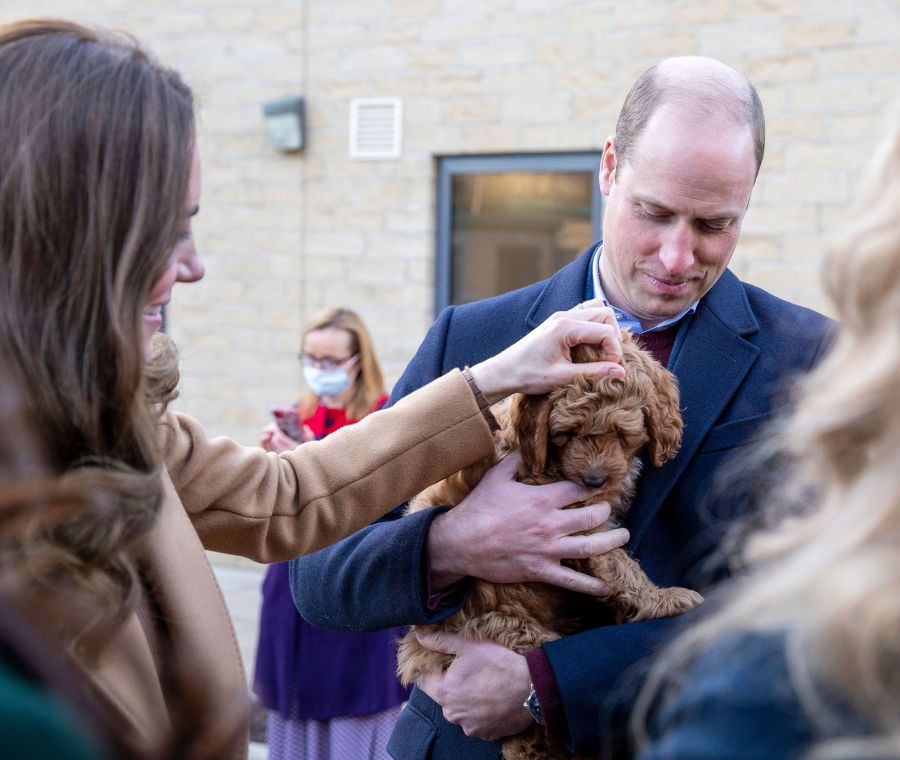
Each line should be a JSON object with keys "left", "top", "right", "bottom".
{"left": 397, "top": 331, "right": 703, "bottom": 760}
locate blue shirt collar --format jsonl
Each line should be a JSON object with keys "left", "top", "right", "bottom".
{"left": 587, "top": 243, "right": 698, "bottom": 335}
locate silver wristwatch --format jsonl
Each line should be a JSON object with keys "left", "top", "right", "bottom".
{"left": 523, "top": 683, "right": 545, "bottom": 725}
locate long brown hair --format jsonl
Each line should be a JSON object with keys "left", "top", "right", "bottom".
{"left": 298, "top": 307, "right": 387, "bottom": 421}
{"left": 0, "top": 20, "right": 244, "bottom": 757}
{"left": 0, "top": 18, "right": 193, "bottom": 639}
{"left": 0, "top": 351, "right": 239, "bottom": 760}
{"left": 0, "top": 358, "right": 130, "bottom": 758}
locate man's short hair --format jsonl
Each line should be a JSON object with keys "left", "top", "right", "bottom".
{"left": 614, "top": 60, "right": 766, "bottom": 177}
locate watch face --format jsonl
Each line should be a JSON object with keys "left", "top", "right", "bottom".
{"left": 524, "top": 689, "right": 545, "bottom": 725}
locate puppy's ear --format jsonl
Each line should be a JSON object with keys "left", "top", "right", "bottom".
{"left": 571, "top": 342, "right": 605, "bottom": 364}
{"left": 646, "top": 367, "right": 683, "bottom": 466}
{"left": 628, "top": 345, "right": 683, "bottom": 467}
{"left": 509, "top": 393, "right": 552, "bottom": 476}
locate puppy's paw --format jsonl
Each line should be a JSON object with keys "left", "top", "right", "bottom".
{"left": 620, "top": 586, "right": 704, "bottom": 622}
{"left": 396, "top": 628, "right": 455, "bottom": 687}
{"left": 660, "top": 586, "right": 704, "bottom": 616}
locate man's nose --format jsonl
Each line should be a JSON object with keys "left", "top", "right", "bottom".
{"left": 658, "top": 223, "right": 695, "bottom": 275}
{"left": 177, "top": 247, "right": 206, "bottom": 283}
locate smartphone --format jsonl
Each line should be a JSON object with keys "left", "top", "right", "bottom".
{"left": 270, "top": 406, "right": 304, "bottom": 441}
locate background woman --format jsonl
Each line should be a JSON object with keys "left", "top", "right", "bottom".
{"left": 0, "top": 18, "right": 627, "bottom": 758}
{"left": 255, "top": 307, "right": 408, "bottom": 759}
{"left": 635, "top": 123, "right": 900, "bottom": 759}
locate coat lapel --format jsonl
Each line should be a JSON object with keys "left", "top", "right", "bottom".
{"left": 524, "top": 246, "right": 596, "bottom": 328}
{"left": 627, "top": 270, "right": 760, "bottom": 550}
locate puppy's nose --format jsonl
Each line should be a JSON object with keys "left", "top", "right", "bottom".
{"left": 581, "top": 474, "right": 608, "bottom": 489}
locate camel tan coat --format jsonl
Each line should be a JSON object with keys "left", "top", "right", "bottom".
{"left": 83, "top": 369, "right": 495, "bottom": 757}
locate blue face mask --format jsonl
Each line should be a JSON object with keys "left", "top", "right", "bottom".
{"left": 303, "top": 364, "right": 355, "bottom": 398}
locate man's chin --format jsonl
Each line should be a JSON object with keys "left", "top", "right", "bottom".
{"left": 642, "top": 292, "right": 694, "bottom": 314}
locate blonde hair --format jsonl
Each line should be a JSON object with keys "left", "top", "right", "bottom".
{"left": 635, "top": 123, "right": 900, "bottom": 758}
{"left": 298, "top": 307, "right": 386, "bottom": 422}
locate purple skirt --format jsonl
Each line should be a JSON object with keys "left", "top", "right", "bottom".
{"left": 253, "top": 562, "right": 410, "bottom": 720}
{"left": 266, "top": 705, "right": 402, "bottom": 760}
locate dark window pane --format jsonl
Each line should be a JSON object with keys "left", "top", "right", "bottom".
{"left": 450, "top": 171, "right": 593, "bottom": 305}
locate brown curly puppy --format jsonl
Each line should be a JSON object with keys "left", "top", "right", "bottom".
{"left": 397, "top": 331, "right": 703, "bottom": 760}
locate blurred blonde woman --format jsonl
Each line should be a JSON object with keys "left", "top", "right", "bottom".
{"left": 636, "top": 123, "right": 900, "bottom": 759}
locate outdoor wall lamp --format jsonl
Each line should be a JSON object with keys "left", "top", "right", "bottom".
{"left": 263, "top": 95, "right": 305, "bottom": 152}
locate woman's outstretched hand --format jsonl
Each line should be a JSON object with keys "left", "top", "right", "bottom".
{"left": 469, "top": 298, "right": 624, "bottom": 403}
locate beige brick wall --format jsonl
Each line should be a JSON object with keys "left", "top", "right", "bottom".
{"left": 2, "top": 1, "right": 898, "bottom": 445}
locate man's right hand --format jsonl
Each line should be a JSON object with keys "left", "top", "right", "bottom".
{"left": 426, "top": 452, "right": 630, "bottom": 595}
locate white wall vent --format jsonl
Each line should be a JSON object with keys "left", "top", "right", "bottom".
{"left": 349, "top": 98, "right": 403, "bottom": 159}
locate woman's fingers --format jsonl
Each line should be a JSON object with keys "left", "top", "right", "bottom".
{"left": 557, "top": 300, "right": 622, "bottom": 337}
{"left": 567, "top": 360, "right": 625, "bottom": 379}
{"left": 555, "top": 315, "right": 623, "bottom": 363}
{"left": 468, "top": 299, "right": 625, "bottom": 399}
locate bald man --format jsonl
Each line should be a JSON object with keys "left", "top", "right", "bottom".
{"left": 292, "top": 58, "right": 833, "bottom": 758}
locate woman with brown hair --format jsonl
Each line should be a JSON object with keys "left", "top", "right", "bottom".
{"left": 0, "top": 18, "right": 627, "bottom": 758}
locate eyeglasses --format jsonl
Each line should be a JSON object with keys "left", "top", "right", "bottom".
{"left": 298, "top": 352, "right": 359, "bottom": 370}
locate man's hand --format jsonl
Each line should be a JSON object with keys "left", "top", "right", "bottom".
{"left": 416, "top": 632, "right": 533, "bottom": 741}
{"left": 427, "top": 452, "right": 630, "bottom": 591}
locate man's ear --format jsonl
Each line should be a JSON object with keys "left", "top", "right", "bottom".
{"left": 599, "top": 136, "right": 617, "bottom": 196}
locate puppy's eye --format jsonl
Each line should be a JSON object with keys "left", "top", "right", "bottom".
{"left": 550, "top": 431, "right": 571, "bottom": 446}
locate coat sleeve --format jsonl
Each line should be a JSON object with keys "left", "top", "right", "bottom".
{"left": 544, "top": 614, "right": 688, "bottom": 753}
{"left": 636, "top": 632, "right": 814, "bottom": 760}
{"left": 290, "top": 307, "right": 461, "bottom": 629}
{"left": 161, "top": 367, "right": 494, "bottom": 562}
{"left": 291, "top": 505, "right": 471, "bottom": 631}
